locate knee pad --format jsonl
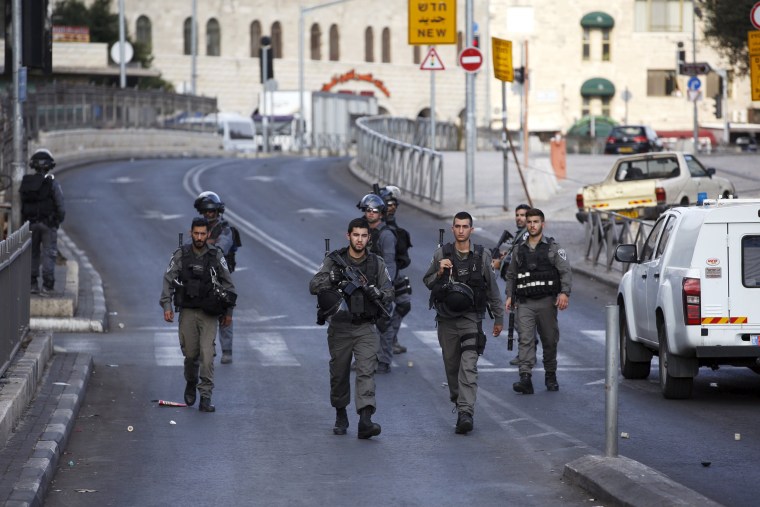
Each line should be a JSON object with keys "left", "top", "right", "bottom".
{"left": 395, "top": 301, "right": 411, "bottom": 317}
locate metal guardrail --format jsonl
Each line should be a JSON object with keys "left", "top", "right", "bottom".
{"left": 582, "top": 209, "right": 653, "bottom": 273}
{"left": 0, "top": 222, "right": 30, "bottom": 376}
{"left": 355, "top": 116, "right": 458, "bottom": 205}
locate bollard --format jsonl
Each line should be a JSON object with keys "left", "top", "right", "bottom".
{"left": 605, "top": 304, "right": 620, "bottom": 457}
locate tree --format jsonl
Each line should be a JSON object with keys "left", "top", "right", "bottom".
{"left": 700, "top": 0, "right": 756, "bottom": 77}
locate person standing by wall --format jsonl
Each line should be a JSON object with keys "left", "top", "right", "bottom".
{"left": 19, "top": 149, "right": 65, "bottom": 296}
{"left": 505, "top": 208, "right": 572, "bottom": 395}
{"left": 424, "top": 211, "right": 504, "bottom": 434}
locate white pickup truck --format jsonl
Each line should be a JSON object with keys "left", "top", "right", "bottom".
{"left": 576, "top": 151, "right": 735, "bottom": 222}
{"left": 614, "top": 198, "right": 760, "bottom": 399}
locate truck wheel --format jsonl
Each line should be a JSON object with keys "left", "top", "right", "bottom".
{"left": 658, "top": 324, "right": 693, "bottom": 399}
{"left": 619, "top": 305, "right": 651, "bottom": 379}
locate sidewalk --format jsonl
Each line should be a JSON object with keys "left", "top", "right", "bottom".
{"left": 350, "top": 150, "right": 723, "bottom": 507}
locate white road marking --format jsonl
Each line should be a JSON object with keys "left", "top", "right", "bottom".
{"left": 248, "top": 332, "right": 300, "bottom": 366}
{"left": 413, "top": 330, "right": 495, "bottom": 366}
{"left": 296, "top": 208, "right": 335, "bottom": 217}
{"left": 581, "top": 329, "right": 607, "bottom": 344}
{"left": 142, "top": 210, "right": 184, "bottom": 221}
{"left": 154, "top": 332, "right": 184, "bottom": 366}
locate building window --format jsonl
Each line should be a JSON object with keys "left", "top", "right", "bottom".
{"left": 365, "top": 27, "right": 374, "bottom": 62}
{"left": 601, "top": 96, "right": 611, "bottom": 116}
{"left": 602, "top": 29, "right": 611, "bottom": 61}
{"left": 136, "top": 16, "right": 152, "bottom": 50}
{"left": 582, "top": 28, "right": 590, "bottom": 61}
{"left": 207, "top": 18, "right": 221, "bottom": 56}
{"left": 647, "top": 69, "right": 679, "bottom": 96}
{"left": 382, "top": 27, "right": 391, "bottom": 63}
{"left": 634, "top": 0, "right": 693, "bottom": 32}
{"left": 329, "top": 24, "right": 339, "bottom": 61}
{"left": 183, "top": 17, "right": 194, "bottom": 55}
{"left": 310, "top": 23, "right": 321, "bottom": 60}
{"left": 582, "top": 97, "right": 591, "bottom": 117}
{"left": 250, "top": 21, "right": 261, "bottom": 58}
{"left": 413, "top": 46, "right": 421, "bottom": 64}
{"left": 272, "top": 22, "right": 282, "bottom": 58}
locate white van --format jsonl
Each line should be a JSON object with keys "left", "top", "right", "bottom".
{"left": 214, "top": 112, "right": 257, "bottom": 153}
{"left": 614, "top": 198, "right": 760, "bottom": 399}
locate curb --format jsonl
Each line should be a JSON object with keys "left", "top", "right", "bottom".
{"left": 564, "top": 455, "right": 724, "bottom": 507}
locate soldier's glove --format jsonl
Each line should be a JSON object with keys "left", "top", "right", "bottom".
{"left": 329, "top": 268, "right": 344, "bottom": 285}
{"left": 365, "top": 285, "right": 383, "bottom": 302}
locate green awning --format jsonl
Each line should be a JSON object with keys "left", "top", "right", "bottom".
{"left": 581, "top": 78, "right": 616, "bottom": 97}
{"left": 580, "top": 11, "right": 614, "bottom": 29}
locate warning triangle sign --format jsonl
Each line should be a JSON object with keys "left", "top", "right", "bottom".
{"left": 420, "top": 47, "right": 445, "bottom": 71}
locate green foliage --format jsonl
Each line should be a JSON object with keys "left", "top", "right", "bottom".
{"left": 700, "top": 0, "right": 756, "bottom": 76}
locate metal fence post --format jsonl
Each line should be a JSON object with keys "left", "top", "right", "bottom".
{"left": 605, "top": 304, "right": 619, "bottom": 457}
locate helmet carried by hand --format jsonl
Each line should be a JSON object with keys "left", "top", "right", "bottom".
{"left": 30, "top": 149, "right": 56, "bottom": 173}
{"left": 316, "top": 288, "right": 346, "bottom": 325}
{"left": 357, "top": 193, "right": 385, "bottom": 213}
{"left": 194, "top": 191, "right": 225, "bottom": 214}
{"left": 441, "top": 281, "right": 474, "bottom": 315}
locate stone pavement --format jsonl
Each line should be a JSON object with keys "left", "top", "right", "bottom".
{"left": 350, "top": 150, "right": 724, "bottom": 507}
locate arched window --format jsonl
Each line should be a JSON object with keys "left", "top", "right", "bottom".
{"left": 183, "top": 17, "right": 194, "bottom": 55}
{"left": 136, "top": 15, "right": 152, "bottom": 50}
{"left": 207, "top": 18, "right": 221, "bottom": 56}
{"left": 310, "top": 23, "right": 321, "bottom": 60}
{"left": 329, "top": 24, "right": 339, "bottom": 61}
{"left": 250, "top": 20, "right": 262, "bottom": 58}
{"left": 364, "top": 27, "right": 374, "bottom": 62}
{"left": 413, "top": 46, "right": 421, "bottom": 64}
{"left": 381, "top": 27, "right": 391, "bottom": 63}
{"left": 272, "top": 22, "right": 282, "bottom": 58}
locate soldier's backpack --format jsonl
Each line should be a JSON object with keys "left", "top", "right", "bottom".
{"left": 226, "top": 225, "right": 242, "bottom": 273}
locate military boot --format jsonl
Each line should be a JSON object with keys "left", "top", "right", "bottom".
{"left": 357, "top": 407, "right": 381, "bottom": 439}
{"left": 333, "top": 407, "right": 349, "bottom": 435}
{"left": 545, "top": 372, "right": 559, "bottom": 392}
{"left": 455, "top": 411, "right": 474, "bottom": 434}
{"left": 184, "top": 381, "right": 197, "bottom": 406}
{"left": 199, "top": 396, "right": 216, "bottom": 412}
{"left": 513, "top": 373, "right": 534, "bottom": 394}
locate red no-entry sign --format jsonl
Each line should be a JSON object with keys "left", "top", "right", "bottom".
{"left": 752, "top": 2, "right": 760, "bottom": 30}
{"left": 459, "top": 47, "right": 483, "bottom": 73}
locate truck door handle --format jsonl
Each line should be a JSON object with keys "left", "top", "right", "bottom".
{"left": 641, "top": 274, "right": 647, "bottom": 279}
{"left": 653, "top": 273, "right": 660, "bottom": 279}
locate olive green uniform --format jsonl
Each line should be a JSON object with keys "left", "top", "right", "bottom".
{"left": 423, "top": 245, "right": 504, "bottom": 415}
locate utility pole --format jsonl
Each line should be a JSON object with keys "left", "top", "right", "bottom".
{"left": 691, "top": 5, "right": 698, "bottom": 151}
{"left": 522, "top": 41, "right": 529, "bottom": 172}
{"left": 118, "top": 0, "right": 126, "bottom": 88}
{"left": 10, "top": 0, "right": 25, "bottom": 231}
{"left": 465, "top": 0, "right": 475, "bottom": 204}
{"left": 191, "top": 0, "right": 197, "bottom": 95}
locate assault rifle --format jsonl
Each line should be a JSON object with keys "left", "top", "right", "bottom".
{"left": 490, "top": 229, "right": 514, "bottom": 260}
{"left": 329, "top": 251, "right": 392, "bottom": 319}
{"left": 507, "top": 313, "right": 515, "bottom": 351}
{"left": 172, "top": 233, "right": 184, "bottom": 312}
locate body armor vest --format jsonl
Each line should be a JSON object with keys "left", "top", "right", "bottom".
{"left": 514, "top": 240, "right": 561, "bottom": 299}
{"left": 331, "top": 247, "right": 381, "bottom": 322}
{"left": 19, "top": 173, "right": 55, "bottom": 222}
{"left": 430, "top": 243, "right": 487, "bottom": 314}
{"left": 178, "top": 246, "right": 219, "bottom": 311}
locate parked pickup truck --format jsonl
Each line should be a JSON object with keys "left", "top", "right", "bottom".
{"left": 575, "top": 151, "right": 735, "bottom": 222}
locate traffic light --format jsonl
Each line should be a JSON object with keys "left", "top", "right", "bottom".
{"left": 713, "top": 94, "right": 722, "bottom": 119}
{"left": 259, "top": 36, "right": 274, "bottom": 83}
{"left": 473, "top": 33, "right": 480, "bottom": 48}
{"left": 4, "top": 0, "right": 52, "bottom": 76}
{"left": 514, "top": 66, "right": 525, "bottom": 84}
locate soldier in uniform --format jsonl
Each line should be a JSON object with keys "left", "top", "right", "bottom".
{"left": 424, "top": 211, "right": 504, "bottom": 434}
{"left": 193, "top": 191, "right": 236, "bottom": 364}
{"left": 19, "top": 149, "right": 65, "bottom": 296}
{"left": 358, "top": 193, "right": 397, "bottom": 374}
{"left": 309, "top": 217, "right": 393, "bottom": 439}
{"left": 160, "top": 217, "right": 236, "bottom": 412}
{"left": 505, "top": 208, "right": 572, "bottom": 395}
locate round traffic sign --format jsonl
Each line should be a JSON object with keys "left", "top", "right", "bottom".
{"left": 687, "top": 76, "right": 701, "bottom": 91}
{"left": 458, "top": 47, "right": 483, "bottom": 73}
{"left": 110, "top": 41, "right": 134, "bottom": 64}
{"left": 752, "top": 2, "right": 760, "bottom": 30}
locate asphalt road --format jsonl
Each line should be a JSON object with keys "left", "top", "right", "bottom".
{"left": 43, "top": 156, "right": 760, "bottom": 506}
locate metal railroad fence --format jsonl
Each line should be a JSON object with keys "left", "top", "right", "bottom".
{"left": 0, "top": 222, "right": 30, "bottom": 376}
{"left": 356, "top": 116, "right": 448, "bottom": 205}
{"left": 583, "top": 209, "right": 653, "bottom": 273}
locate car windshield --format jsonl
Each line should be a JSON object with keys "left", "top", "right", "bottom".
{"left": 615, "top": 156, "right": 679, "bottom": 181}
{"left": 612, "top": 126, "right": 644, "bottom": 138}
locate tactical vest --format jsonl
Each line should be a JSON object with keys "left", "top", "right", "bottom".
{"left": 178, "top": 245, "right": 223, "bottom": 313}
{"left": 332, "top": 247, "right": 381, "bottom": 322}
{"left": 514, "top": 240, "right": 561, "bottom": 299}
{"left": 19, "top": 173, "right": 55, "bottom": 222}
{"left": 430, "top": 243, "right": 488, "bottom": 314}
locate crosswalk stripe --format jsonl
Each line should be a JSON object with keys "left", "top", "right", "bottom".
{"left": 154, "top": 332, "right": 184, "bottom": 366}
{"left": 413, "top": 330, "right": 495, "bottom": 367}
{"left": 248, "top": 332, "right": 301, "bottom": 366}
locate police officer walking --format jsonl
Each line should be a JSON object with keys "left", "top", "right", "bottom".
{"left": 505, "top": 208, "right": 572, "bottom": 395}
{"left": 378, "top": 186, "right": 412, "bottom": 355}
{"left": 424, "top": 211, "right": 504, "bottom": 434}
{"left": 194, "top": 191, "right": 236, "bottom": 364}
{"left": 357, "top": 193, "right": 397, "bottom": 374}
{"left": 309, "top": 217, "right": 393, "bottom": 439}
{"left": 160, "top": 217, "right": 237, "bottom": 412}
{"left": 19, "top": 149, "right": 65, "bottom": 295}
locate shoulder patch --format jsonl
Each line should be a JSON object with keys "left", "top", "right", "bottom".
{"left": 558, "top": 248, "right": 567, "bottom": 261}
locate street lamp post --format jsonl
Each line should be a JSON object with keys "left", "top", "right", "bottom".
{"left": 191, "top": 0, "right": 197, "bottom": 95}
{"left": 298, "top": 0, "right": 354, "bottom": 153}
{"left": 692, "top": 5, "right": 699, "bottom": 151}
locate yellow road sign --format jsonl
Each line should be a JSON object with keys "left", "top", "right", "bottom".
{"left": 751, "top": 55, "right": 760, "bottom": 101}
{"left": 491, "top": 37, "right": 513, "bottom": 82}
{"left": 408, "top": 0, "right": 457, "bottom": 45}
{"left": 749, "top": 31, "right": 760, "bottom": 55}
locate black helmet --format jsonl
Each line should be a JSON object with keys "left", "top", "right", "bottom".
{"left": 316, "top": 288, "right": 346, "bottom": 325}
{"left": 357, "top": 193, "right": 386, "bottom": 213}
{"left": 194, "top": 191, "right": 225, "bottom": 214}
{"left": 441, "top": 281, "right": 474, "bottom": 315}
{"left": 30, "top": 149, "right": 55, "bottom": 173}
{"left": 379, "top": 185, "right": 401, "bottom": 205}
